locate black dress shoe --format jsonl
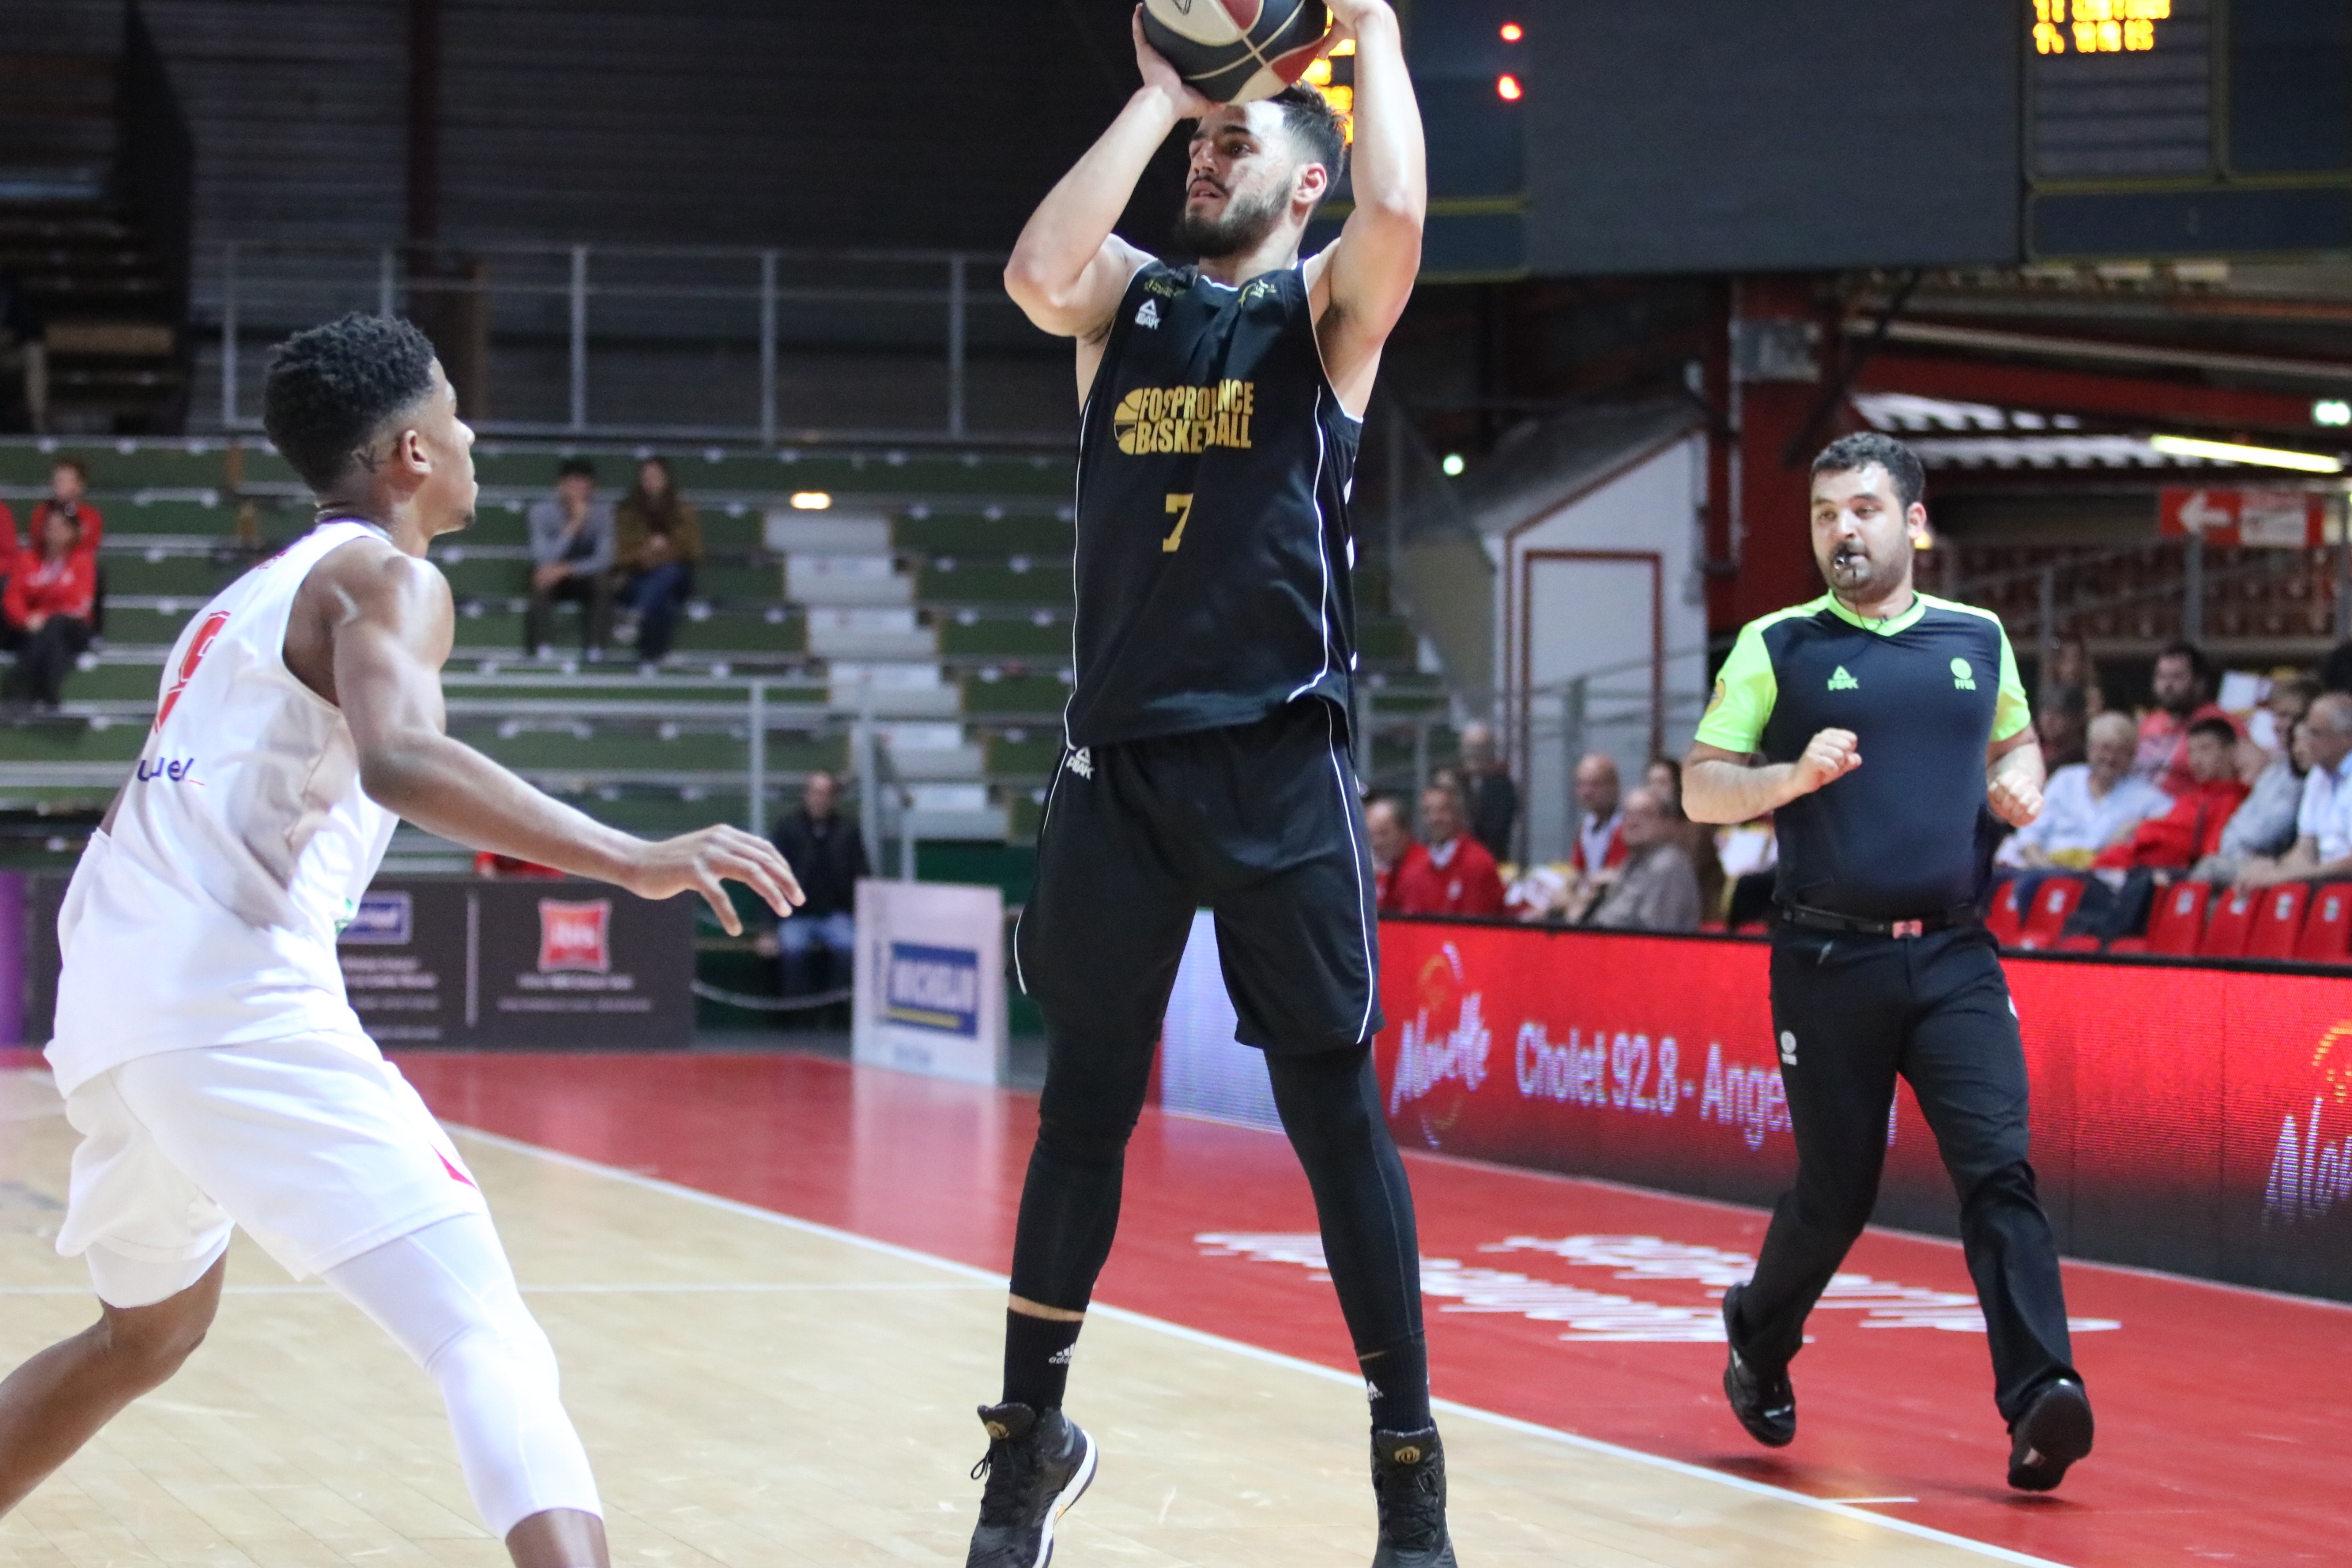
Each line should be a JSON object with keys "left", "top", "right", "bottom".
{"left": 2007, "top": 1378, "right": 2094, "bottom": 1492}
{"left": 1721, "top": 1284, "right": 1796, "bottom": 1448}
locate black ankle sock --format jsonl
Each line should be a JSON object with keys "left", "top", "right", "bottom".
{"left": 1360, "top": 1335, "right": 1432, "bottom": 1433}
{"left": 1002, "top": 1310, "right": 1084, "bottom": 1412}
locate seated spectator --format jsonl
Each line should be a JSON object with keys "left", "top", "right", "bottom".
{"left": 2034, "top": 684, "right": 2089, "bottom": 773}
{"left": 2251, "top": 672, "right": 2319, "bottom": 763}
{"left": 526, "top": 458, "right": 615, "bottom": 658}
{"left": 1569, "top": 752, "right": 1626, "bottom": 880}
{"left": 1644, "top": 756, "right": 1724, "bottom": 916}
{"left": 2192, "top": 714, "right": 2310, "bottom": 884}
{"left": 613, "top": 455, "right": 702, "bottom": 669}
{"left": 1999, "top": 711, "right": 2170, "bottom": 869}
{"left": 1577, "top": 787, "right": 1702, "bottom": 933}
{"left": 0, "top": 504, "right": 96, "bottom": 710}
{"left": 2095, "top": 717, "right": 2248, "bottom": 872}
{"left": 1391, "top": 782, "right": 1506, "bottom": 917}
{"left": 2040, "top": 633, "right": 2101, "bottom": 721}
{"left": 1457, "top": 722, "right": 1517, "bottom": 865}
{"left": 767, "top": 771, "right": 868, "bottom": 995}
{"left": 2240, "top": 693, "right": 2352, "bottom": 890}
{"left": 25, "top": 458, "right": 103, "bottom": 550}
{"left": 1364, "top": 793, "right": 1415, "bottom": 913}
{"left": 2133, "top": 640, "right": 2239, "bottom": 797}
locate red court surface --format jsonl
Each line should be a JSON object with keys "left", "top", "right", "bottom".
{"left": 396, "top": 1050, "right": 2344, "bottom": 1568}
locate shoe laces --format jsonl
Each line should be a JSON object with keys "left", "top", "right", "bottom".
{"left": 971, "top": 1429, "right": 1045, "bottom": 1526}
{"left": 1376, "top": 1453, "right": 1445, "bottom": 1551}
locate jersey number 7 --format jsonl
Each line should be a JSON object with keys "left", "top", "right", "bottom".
{"left": 1162, "top": 492, "right": 1193, "bottom": 554}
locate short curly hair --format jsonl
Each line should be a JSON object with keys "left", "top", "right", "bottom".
{"left": 262, "top": 313, "right": 439, "bottom": 494}
{"left": 1812, "top": 431, "right": 1926, "bottom": 512}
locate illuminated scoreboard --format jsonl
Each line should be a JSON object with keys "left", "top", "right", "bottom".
{"left": 2030, "top": 0, "right": 2175, "bottom": 56}
{"left": 2025, "top": 0, "right": 2350, "bottom": 258}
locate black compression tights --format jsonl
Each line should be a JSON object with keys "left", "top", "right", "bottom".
{"left": 1008, "top": 1040, "right": 1424, "bottom": 1357}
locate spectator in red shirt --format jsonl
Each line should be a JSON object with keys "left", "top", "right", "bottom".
{"left": 1, "top": 503, "right": 97, "bottom": 709}
{"left": 1364, "top": 793, "right": 1415, "bottom": 913}
{"left": 2132, "top": 641, "right": 2239, "bottom": 797}
{"left": 2098, "top": 717, "right": 2249, "bottom": 871}
{"left": 28, "top": 458, "right": 103, "bottom": 552}
{"left": 1391, "top": 782, "right": 1506, "bottom": 917}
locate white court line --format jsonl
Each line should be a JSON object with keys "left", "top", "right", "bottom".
{"left": 449, "top": 1122, "right": 2073, "bottom": 1568}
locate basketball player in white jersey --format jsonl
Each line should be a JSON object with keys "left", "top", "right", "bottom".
{"left": 0, "top": 313, "right": 803, "bottom": 1568}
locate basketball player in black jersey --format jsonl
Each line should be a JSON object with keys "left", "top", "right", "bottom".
{"left": 961, "top": 6, "right": 1436, "bottom": 1567}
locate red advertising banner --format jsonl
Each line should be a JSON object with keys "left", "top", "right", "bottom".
{"left": 1373, "top": 919, "right": 2352, "bottom": 1301}
{"left": 2157, "top": 486, "right": 2328, "bottom": 547}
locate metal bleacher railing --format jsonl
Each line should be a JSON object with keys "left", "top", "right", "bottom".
{"left": 203, "top": 240, "right": 1050, "bottom": 447}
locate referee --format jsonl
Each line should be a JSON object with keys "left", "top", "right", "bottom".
{"left": 965, "top": 7, "right": 1453, "bottom": 1568}
{"left": 1683, "top": 432, "right": 2094, "bottom": 1493}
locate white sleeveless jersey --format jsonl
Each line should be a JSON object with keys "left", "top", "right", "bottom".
{"left": 48, "top": 518, "right": 401, "bottom": 1095}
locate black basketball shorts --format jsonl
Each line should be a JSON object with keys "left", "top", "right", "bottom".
{"left": 1014, "top": 697, "right": 1384, "bottom": 1056}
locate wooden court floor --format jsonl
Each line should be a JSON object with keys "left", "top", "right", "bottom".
{"left": 0, "top": 1067, "right": 2047, "bottom": 1567}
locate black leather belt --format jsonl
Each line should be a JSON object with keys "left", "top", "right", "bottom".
{"left": 1777, "top": 903, "right": 1978, "bottom": 940}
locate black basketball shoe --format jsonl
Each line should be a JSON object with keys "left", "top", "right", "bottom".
{"left": 1370, "top": 1426, "right": 1458, "bottom": 1566}
{"left": 2007, "top": 1378, "right": 2094, "bottom": 1493}
{"left": 1721, "top": 1284, "right": 1796, "bottom": 1448}
{"left": 965, "top": 1402, "right": 1098, "bottom": 1568}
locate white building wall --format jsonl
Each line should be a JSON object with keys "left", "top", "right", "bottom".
{"left": 1494, "top": 435, "right": 1708, "bottom": 865}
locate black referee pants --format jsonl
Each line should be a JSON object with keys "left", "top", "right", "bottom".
{"left": 1731, "top": 923, "right": 2081, "bottom": 1426}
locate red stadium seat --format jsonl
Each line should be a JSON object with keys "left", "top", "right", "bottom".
{"left": 2297, "top": 884, "right": 2352, "bottom": 964}
{"left": 1987, "top": 880, "right": 2026, "bottom": 945}
{"left": 2245, "top": 884, "right": 2311, "bottom": 961}
{"left": 2123, "top": 880, "right": 2211, "bottom": 956}
{"left": 2199, "top": 887, "right": 2262, "bottom": 959}
{"left": 2014, "top": 877, "right": 2084, "bottom": 950}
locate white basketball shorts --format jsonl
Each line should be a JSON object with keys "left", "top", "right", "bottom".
{"left": 55, "top": 1033, "right": 490, "bottom": 1308}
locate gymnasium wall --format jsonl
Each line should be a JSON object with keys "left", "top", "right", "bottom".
{"left": 1377, "top": 918, "right": 2352, "bottom": 1304}
{"left": 1521, "top": 0, "right": 2022, "bottom": 273}
{"left": 12, "top": 0, "right": 1163, "bottom": 254}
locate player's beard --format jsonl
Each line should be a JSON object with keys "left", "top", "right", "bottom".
{"left": 1174, "top": 182, "right": 1287, "bottom": 260}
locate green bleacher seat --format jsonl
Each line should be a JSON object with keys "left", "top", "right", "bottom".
{"left": 102, "top": 605, "right": 202, "bottom": 646}
{"left": 918, "top": 560, "right": 1072, "bottom": 605}
{"left": 693, "top": 561, "right": 783, "bottom": 605}
{"left": 895, "top": 512, "right": 1074, "bottom": 556}
{"left": 72, "top": 662, "right": 167, "bottom": 702}
{"left": 433, "top": 556, "right": 526, "bottom": 601}
{"left": 984, "top": 733, "right": 1062, "bottom": 778}
{"left": 671, "top": 611, "right": 806, "bottom": 654}
{"left": 0, "top": 721, "right": 146, "bottom": 766}
{"left": 99, "top": 556, "right": 242, "bottom": 598}
{"left": 937, "top": 616, "right": 1065, "bottom": 659}
{"left": 961, "top": 672, "right": 1069, "bottom": 716}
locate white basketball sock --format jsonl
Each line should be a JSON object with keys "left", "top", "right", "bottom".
{"left": 323, "top": 1213, "right": 602, "bottom": 1537}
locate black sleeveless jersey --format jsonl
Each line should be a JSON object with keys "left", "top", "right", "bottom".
{"left": 1064, "top": 259, "right": 1363, "bottom": 748}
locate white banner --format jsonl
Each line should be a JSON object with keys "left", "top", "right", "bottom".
{"left": 852, "top": 879, "right": 1005, "bottom": 1085}
{"left": 1157, "top": 910, "right": 1280, "bottom": 1131}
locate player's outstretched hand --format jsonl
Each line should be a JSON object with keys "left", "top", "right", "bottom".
{"left": 1988, "top": 772, "right": 2045, "bottom": 829}
{"left": 622, "top": 825, "right": 805, "bottom": 936}
{"left": 1790, "top": 727, "right": 1862, "bottom": 797}
{"left": 1132, "top": 7, "right": 1216, "bottom": 120}
{"left": 1324, "top": 0, "right": 1396, "bottom": 48}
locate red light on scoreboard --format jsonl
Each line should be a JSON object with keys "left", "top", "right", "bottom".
{"left": 1496, "top": 74, "right": 1523, "bottom": 102}
{"left": 1499, "top": 21, "right": 1524, "bottom": 42}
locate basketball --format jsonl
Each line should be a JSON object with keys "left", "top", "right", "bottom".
{"left": 1140, "top": 0, "right": 1331, "bottom": 105}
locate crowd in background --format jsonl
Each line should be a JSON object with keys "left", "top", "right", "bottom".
{"left": 1365, "top": 632, "right": 2352, "bottom": 948}
{"left": 526, "top": 454, "right": 704, "bottom": 669}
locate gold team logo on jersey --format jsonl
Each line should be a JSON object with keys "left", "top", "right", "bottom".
{"left": 1113, "top": 379, "right": 1256, "bottom": 455}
